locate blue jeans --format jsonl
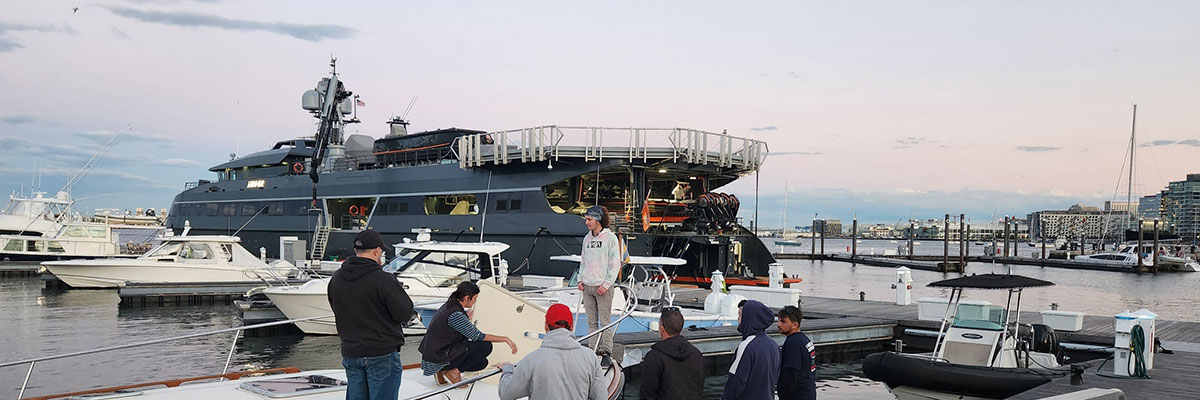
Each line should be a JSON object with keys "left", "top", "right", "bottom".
{"left": 342, "top": 352, "right": 403, "bottom": 400}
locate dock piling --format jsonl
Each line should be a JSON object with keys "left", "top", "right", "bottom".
{"left": 943, "top": 214, "right": 949, "bottom": 271}
{"left": 907, "top": 221, "right": 915, "bottom": 260}
{"left": 851, "top": 217, "right": 858, "bottom": 261}
{"left": 958, "top": 213, "right": 965, "bottom": 268}
{"left": 1153, "top": 219, "right": 1160, "bottom": 273}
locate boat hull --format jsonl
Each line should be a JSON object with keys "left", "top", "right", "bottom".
{"left": 42, "top": 260, "right": 279, "bottom": 288}
{"left": 862, "top": 351, "right": 1051, "bottom": 399}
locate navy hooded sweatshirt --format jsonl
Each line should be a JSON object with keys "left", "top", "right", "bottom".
{"left": 327, "top": 256, "right": 414, "bottom": 358}
{"left": 722, "top": 300, "right": 781, "bottom": 400}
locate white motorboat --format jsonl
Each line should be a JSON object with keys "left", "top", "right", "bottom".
{"left": 0, "top": 220, "right": 165, "bottom": 261}
{"left": 41, "top": 235, "right": 296, "bottom": 288}
{"left": 22, "top": 280, "right": 626, "bottom": 400}
{"left": 264, "top": 240, "right": 511, "bottom": 335}
{"left": 0, "top": 191, "right": 73, "bottom": 236}
{"left": 1073, "top": 244, "right": 1153, "bottom": 268}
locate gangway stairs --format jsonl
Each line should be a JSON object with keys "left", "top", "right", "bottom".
{"left": 310, "top": 217, "right": 332, "bottom": 261}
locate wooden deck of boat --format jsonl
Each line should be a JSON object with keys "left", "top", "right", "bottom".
{"left": 1010, "top": 350, "right": 1200, "bottom": 399}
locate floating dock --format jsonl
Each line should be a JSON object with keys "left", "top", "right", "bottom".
{"left": 117, "top": 281, "right": 307, "bottom": 307}
{"left": 0, "top": 263, "right": 40, "bottom": 277}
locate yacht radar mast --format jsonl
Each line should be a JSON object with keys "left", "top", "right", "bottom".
{"left": 301, "top": 58, "right": 357, "bottom": 204}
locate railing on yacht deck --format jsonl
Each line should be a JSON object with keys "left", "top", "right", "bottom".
{"left": 2, "top": 285, "right": 624, "bottom": 400}
{"left": 454, "top": 126, "right": 769, "bottom": 170}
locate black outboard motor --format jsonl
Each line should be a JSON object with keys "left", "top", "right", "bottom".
{"left": 1030, "top": 323, "right": 1062, "bottom": 362}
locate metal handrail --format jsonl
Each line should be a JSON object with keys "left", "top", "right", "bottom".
{"left": 402, "top": 284, "right": 639, "bottom": 400}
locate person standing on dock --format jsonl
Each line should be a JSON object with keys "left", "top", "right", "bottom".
{"left": 637, "top": 308, "right": 704, "bottom": 400}
{"left": 776, "top": 305, "right": 817, "bottom": 400}
{"left": 497, "top": 303, "right": 609, "bottom": 400}
{"left": 328, "top": 229, "right": 414, "bottom": 400}
{"left": 722, "top": 300, "right": 780, "bottom": 400}
{"left": 579, "top": 205, "right": 621, "bottom": 366}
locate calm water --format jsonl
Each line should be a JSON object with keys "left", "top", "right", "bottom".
{"left": 5, "top": 245, "right": 1198, "bottom": 397}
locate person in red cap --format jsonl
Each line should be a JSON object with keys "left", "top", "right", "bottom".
{"left": 497, "top": 303, "right": 609, "bottom": 400}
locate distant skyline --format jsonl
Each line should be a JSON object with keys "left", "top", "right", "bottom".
{"left": 1, "top": 1, "right": 1197, "bottom": 224}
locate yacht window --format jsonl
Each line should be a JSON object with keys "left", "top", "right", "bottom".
{"left": 221, "top": 204, "right": 237, "bottom": 216}
{"left": 27, "top": 240, "right": 46, "bottom": 252}
{"left": 496, "top": 200, "right": 507, "bottom": 211}
{"left": 269, "top": 202, "right": 285, "bottom": 216}
{"left": 242, "top": 203, "right": 258, "bottom": 216}
{"left": 181, "top": 243, "right": 213, "bottom": 260}
{"left": 509, "top": 199, "right": 521, "bottom": 211}
{"left": 423, "top": 195, "right": 478, "bottom": 215}
{"left": 221, "top": 244, "right": 235, "bottom": 261}
{"left": 47, "top": 242, "right": 65, "bottom": 253}
{"left": 3, "top": 239, "right": 23, "bottom": 252}
{"left": 88, "top": 227, "right": 108, "bottom": 238}
{"left": 393, "top": 250, "right": 480, "bottom": 287}
{"left": 206, "top": 203, "right": 219, "bottom": 216}
{"left": 65, "top": 226, "right": 89, "bottom": 238}
{"left": 147, "top": 242, "right": 184, "bottom": 257}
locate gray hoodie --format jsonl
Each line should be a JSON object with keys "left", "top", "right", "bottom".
{"left": 498, "top": 328, "right": 609, "bottom": 400}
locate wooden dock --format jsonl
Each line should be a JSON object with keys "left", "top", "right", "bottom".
{"left": 117, "top": 281, "right": 305, "bottom": 307}
{"left": 0, "top": 263, "right": 40, "bottom": 277}
{"left": 1011, "top": 350, "right": 1200, "bottom": 399}
{"left": 773, "top": 252, "right": 1195, "bottom": 275}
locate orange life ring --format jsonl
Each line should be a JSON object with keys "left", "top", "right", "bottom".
{"left": 292, "top": 162, "right": 304, "bottom": 174}
{"left": 359, "top": 206, "right": 369, "bottom": 216}
{"left": 349, "top": 205, "right": 360, "bottom": 216}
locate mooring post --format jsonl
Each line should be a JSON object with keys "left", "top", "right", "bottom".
{"left": 1040, "top": 215, "right": 1046, "bottom": 260}
{"left": 852, "top": 217, "right": 858, "bottom": 260}
{"left": 908, "top": 221, "right": 915, "bottom": 260}
{"left": 959, "top": 213, "right": 965, "bottom": 268}
{"left": 943, "top": 214, "right": 950, "bottom": 271}
{"left": 811, "top": 218, "right": 817, "bottom": 259}
{"left": 966, "top": 222, "right": 972, "bottom": 261}
{"left": 1137, "top": 218, "right": 1145, "bottom": 269}
{"left": 1153, "top": 219, "right": 1160, "bottom": 272}
{"left": 820, "top": 219, "right": 825, "bottom": 257}
{"left": 1002, "top": 216, "right": 1011, "bottom": 258}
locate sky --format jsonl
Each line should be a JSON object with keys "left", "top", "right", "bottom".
{"left": 1, "top": 1, "right": 1197, "bottom": 226}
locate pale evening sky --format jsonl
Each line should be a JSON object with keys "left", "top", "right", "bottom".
{"left": 0, "top": 1, "right": 1197, "bottom": 225}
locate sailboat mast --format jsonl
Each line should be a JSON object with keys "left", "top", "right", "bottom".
{"left": 1126, "top": 104, "right": 1137, "bottom": 234}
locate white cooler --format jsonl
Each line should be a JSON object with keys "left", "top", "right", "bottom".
{"left": 1040, "top": 310, "right": 1085, "bottom": 332}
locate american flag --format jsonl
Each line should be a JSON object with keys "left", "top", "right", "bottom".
{"left": 356, "top": 98, "right": 366, "bottom": 107}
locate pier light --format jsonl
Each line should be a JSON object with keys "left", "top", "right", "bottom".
{"left": 658, "top": 168, "right": 667, "bottom": 173}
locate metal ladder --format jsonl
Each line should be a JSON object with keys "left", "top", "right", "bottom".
{"left": 310, "top": 221, "right": 331, "bottom": 261}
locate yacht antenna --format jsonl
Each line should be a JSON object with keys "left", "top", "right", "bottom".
{"left": 401, "top": 96, "right": 418, "bottom": 120}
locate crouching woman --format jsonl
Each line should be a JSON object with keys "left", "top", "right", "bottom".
{"left": 419, "top": 282, "right": 518, "bottom": 385}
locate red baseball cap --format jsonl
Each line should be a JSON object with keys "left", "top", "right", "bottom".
{"left": 545, "top": 303, "right": 573, "bottom": 330}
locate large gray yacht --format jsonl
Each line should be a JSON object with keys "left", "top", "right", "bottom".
{"left": 166, "top": 61, "right": 776, "bottom": 284}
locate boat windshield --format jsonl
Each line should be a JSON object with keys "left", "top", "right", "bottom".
{"left": 383, "top": 249, "right": 482, "bottom": 287}
{"left": 145, "top": 242, "right": 184, "bottom": 258}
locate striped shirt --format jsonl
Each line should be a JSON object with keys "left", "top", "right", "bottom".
{"left": 420, "top": 311, "right": 484, "bottom": 375}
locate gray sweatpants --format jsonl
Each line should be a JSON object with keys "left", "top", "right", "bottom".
{"left": 581, "top": 284, "right": 615, "bottom": 354}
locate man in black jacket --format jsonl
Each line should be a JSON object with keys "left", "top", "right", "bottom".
{"left": 776, "top": 305, "right": 816, "bottom": 400}
{"left": 328, "top": 229, "right": 414, "bottom": 400}
{"left": 638, "top": 308, "right": 703, "bottom": 400}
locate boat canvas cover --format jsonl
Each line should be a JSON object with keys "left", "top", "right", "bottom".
{"left": 927, "top": 273, "right": 1053, "bottom": 290}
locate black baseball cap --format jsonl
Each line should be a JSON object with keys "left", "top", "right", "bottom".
{"left": 353, "top": 229, "right": 385, "bottom": 250}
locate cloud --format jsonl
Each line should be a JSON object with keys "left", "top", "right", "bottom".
{"left": 1141, "top": 140, "right": 1177, "bottom": 147}
{"left": 1016, "top": 146, "right": 1059, "bottom": 152}
{"left": 1139, "top": 139, "right": 1200, "bottom": 147}
{"left": 103, "top": 6, "right": 358, "bottom": 42}
{"left": 1, "top": 114, "right": 36, "bottom": 124}
{"left": 750, "top": 126, "right": 778, "bottom": 132}
{"left": 892, "top": 136, "right": 938, "bottom": 149}
{"left": 768, "top": 151, "right": 824, "bottom": 156}
{"left": 0, "top": 21, "right": 77, "bottom": 52}
{"left": 110, "top": 26, "right": 131, "bottom": 40}
{"left": 158, "top": 158, "right": 205, "bottom": 167}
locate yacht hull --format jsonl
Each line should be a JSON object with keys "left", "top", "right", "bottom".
{"left": 42, "top": 260, "right": 278, "bottom": 288}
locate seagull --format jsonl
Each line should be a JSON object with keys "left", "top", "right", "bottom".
{"left": 72, "top": 7, "right": 79, "bottom": 13}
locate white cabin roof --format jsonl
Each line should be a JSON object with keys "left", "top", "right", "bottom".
{"left": 392, "top": 241, "right": 509, "bottom": 256}
{"left": 549, "top": 254, "right": 687, "bottom": 266}
{"left": 166, "top": 235, "right": 241, "bottom": 243}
